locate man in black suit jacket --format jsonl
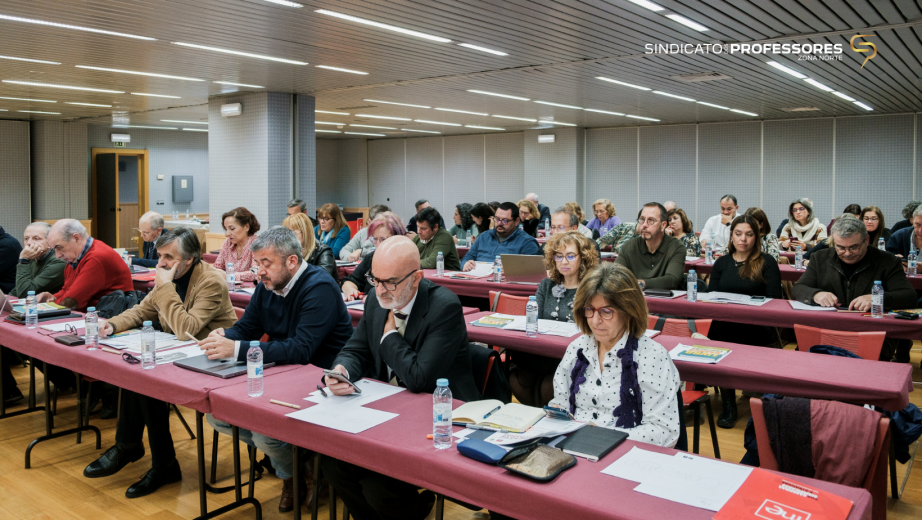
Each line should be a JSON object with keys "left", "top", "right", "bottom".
{"left": 321, "top": 236, "right": 479, "bottom": 520}
{"left": 132, "top": 212, "right": 164, "bottom": 268}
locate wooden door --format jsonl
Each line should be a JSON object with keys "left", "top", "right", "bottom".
{"left": 96, "top": 153, "right": 118, "bottom": 247}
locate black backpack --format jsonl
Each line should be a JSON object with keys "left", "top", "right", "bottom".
{"left": 94, "top": 289, "right": 148, "bottom": 319}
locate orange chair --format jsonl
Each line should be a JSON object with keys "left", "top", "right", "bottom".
{"left": 488, "top": 291, "right": 529, "bottom": 315}
{"left": 648, "top": 316, "right": 719, "bottom": 458}
{"left": 751, "top": 398, "right": 890, "bottom": 520}
{"left": 793, "top": 324, "right": 886, "bottom": 360}
{"left": 347, "top": 219, "right": 360, "bottom": 237}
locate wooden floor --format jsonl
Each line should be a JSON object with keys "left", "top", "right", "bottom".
{"left": 0, "top": 344, "right": 920, "bottom": 520}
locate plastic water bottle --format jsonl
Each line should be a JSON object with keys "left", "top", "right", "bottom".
{"left": 140, "top": 320, "right": 156, "bottom": 369}
{"left": 85, "top": 307, "right": 99, "bottom": 350}
{"left": 526, "top": 296, "right": 539, "bottom": 337}
{"left": 795, "top": 245, "right": 804, "bottom": 270}
{"left": 122, "top": 251, "right": 130, "bottom": 268}
{"left": 878, "top": 238, "right": 886, "bottom": 250}
{"left": 908, "top": 248, "right": 917, "bottom": 277}
{"left": 226, "top": 262, "right": 235, "bottom": 290}
{"left": 247, "top": 343, "right": 264, "bottom": 397}
{"left": 705, "top": 233, "right": 715, "bottom": 264}
{"left": 465, "top": 230, "right": 472, "bottom": 246}
{"left": 871, "top": 281, "right": 884, "bottom": 319}
{"left": 687, "top": 271, "right": 697, "bottom": 303}
{"left": 25, "top": 291, "right": 38, "bottom": 329}
{"left": 186, "top": 208, "right": 190, "bottom": 219}
{"left": 436, "top": 251, "right": 444, "bottom": 277}
{"left": 433, "top": 379, "right": 452, "bottom": 449}
{"left": 493, "top": 255, "right": 502, "bottom": 282}
{"left": 544, "top": 218, "right": 550, "bottom": 236}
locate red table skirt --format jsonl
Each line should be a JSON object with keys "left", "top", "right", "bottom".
{"left": 203, "top": 253, "right": 218, "bottom": 264}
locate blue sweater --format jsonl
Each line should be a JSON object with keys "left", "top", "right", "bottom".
{"left": 316, "top": 226, "right": 351, "bottom": 258}
{"left": 886, "top": 227, "right": 914, "bottom": 257}
{"left": 460, "top": 227, "right": 540, "bottom": 264}
{"left": 225, "top": 262, "right": 353, "bottom": 368}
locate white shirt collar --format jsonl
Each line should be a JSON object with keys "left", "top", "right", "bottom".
{"left": 274, "top": 260, "right": 307, "bottom": 297}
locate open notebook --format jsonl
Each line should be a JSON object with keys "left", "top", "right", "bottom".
{"left": 452, "top": 400, "right": 545, "bottom": 433}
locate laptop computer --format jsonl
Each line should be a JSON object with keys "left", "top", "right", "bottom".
{"left": 174, "top": 355, "right": 276, "bottom": 379}
{"left": 500, "top": 254, "right": 547, "bottom": 284}
{"left": 0, "top": 289, "right": 13, "bottom": 315}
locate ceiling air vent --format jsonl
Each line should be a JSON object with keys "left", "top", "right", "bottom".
{"left": 780, "top": 107, "right": 821, "bottom": 112}
{"left": 670, "top": 72, "right": 732, "bottom": 83}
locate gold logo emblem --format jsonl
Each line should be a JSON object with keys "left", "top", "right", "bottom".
{"left": 850, "top": 34, "right": 877, "bottom": 68}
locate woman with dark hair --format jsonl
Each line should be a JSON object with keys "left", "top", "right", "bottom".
{"left": 718, "top": 207, "right": 779, "bottom": 261}
{"left": 469, "top": 202, "right": 494, "bottom": 237}
{"left": 214, "top": 207, "right": 260, "bottom": 282}
{"left": 315, "top": 203, "right": 351, "bottom": 258}
{"left": 664, "top": 208, "right": 700, "bottom": 257}
{"left": 861, "top": 205, "right": 890, "bottom": 246}
{"left": 780, "top": 198, "right": 826, "bottom": 250}
{"left": 827, "top": 203, "right": 862, "bottom": 235}
{"left": 449, "top": 203, "right": 476, "bottom": 246}
{"left": 708, "top": 215, "right": 783, "bottom": 428}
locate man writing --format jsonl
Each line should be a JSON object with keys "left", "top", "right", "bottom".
{"left": 700, "top": 195, "right": 738, "bottom": 251}
{"left": 201, "top": 226, "right": 353, "bottom": 512}
{"left": 133, "top": 211, "right": 164, "bottom": 268}
{"left": 616, "top": 203, "right": 686, "bottom": 290}
{"left": 84, "top": 227, "right": 237, "bottom": 498}
{"left": 412, "top": 207, "right": 460, "bottom": 270}
{"left": 320, "top": 236, "right": 480, "bottom": 520}
{"left": 460, "top": 202, "right": 540, "bottom": 271}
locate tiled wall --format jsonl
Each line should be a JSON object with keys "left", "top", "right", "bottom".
{"left": 0, "top": 120, "right": 31, "bottom": 238}
{"left": 32, "top": 120, "right": 88, "bottom": 221}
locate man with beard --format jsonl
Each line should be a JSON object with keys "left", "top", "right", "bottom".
{"left": 616, "top": 202, "right": 686, "bottom": 290}
{"left": 320, "top": 236, "right": 480, "bottom": 520}
{"left": 460, "top": 201, "right": 539, "bottom": 270}
{"left": 200, "top": 226, "right": 353, "bottom": 513}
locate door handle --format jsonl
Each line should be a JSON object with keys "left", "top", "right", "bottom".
{"left": 118, "top": 208, "right": 122, "bottom": 212}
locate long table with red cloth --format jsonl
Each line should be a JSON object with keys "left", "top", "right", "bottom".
{"left": 421, "top": 269, "right": 542, "bottom": 298}
{"left": 464, "top": 311, "right": 913, "bottom": 412}
{"left": 208, "top": 365, "right": 872, "bottom": 520}
{"left": 688, "top": 257, "right": 922, "bottom": 290}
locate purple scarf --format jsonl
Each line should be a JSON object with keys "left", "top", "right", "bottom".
{"left": 568, "top": 335, "right": 643, "bottom": 429}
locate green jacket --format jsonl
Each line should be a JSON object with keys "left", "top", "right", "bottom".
{"left": 13, "top": 250, "right": 66, "bottom": 297}
{"left": 414, "top": 228, "right": 461, "bottom": 271}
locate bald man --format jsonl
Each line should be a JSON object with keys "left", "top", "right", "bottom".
{"left": 320, "top": 236, "right": 480, "bottom": 520}
{"left": 134, "top": 211, "right": 164, "bottom": 268}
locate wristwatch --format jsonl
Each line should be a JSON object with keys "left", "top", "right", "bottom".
{"left": 638, "top": 280, "right": 646, "bottom": 291}
{"left": 19, "top": 258, "right": 31, "bottom": 265}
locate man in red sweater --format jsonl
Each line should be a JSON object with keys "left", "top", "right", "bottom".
{"left": 36, "top": 219, "right": 134, "bottom": 311}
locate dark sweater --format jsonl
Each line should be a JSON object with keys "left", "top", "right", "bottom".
{"left": 342, "top": 251, "right": 374, "bottom": 294}
{"left": 535, "top": 277, "right": 576, "bottom": 321}
{"left": 225, "top": 262, "right": 353, "bottom": 368}
{"left": 708, "top": 253, "right": 783, "bottom": 347}
{"left": 886, "top": 227, "right": 916, "bottom": 257}
{"left": 13, "top": 250, "right": 65, "bottom": 297}
{"left": 0, "top": 226, "right": 23, "bottom": 293}
{"left": 521, "top": 219, "right": 539, "bottom": 238}
{"left": 132, "top": 239, "right": 160, "bottom": 268}
{"left": 891, "top": 219, "right": 912, "bottom": 233}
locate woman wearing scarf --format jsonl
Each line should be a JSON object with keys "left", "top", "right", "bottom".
{"left": 314, "top": 203, "right": 352, "bottom": 258}
{"left": 780, "top": 198, "right": 827, "bottom": 250}
{"left": 547, "top": 262, "right": 681, "bottom": 447}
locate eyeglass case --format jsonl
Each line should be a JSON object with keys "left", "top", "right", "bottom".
{"left": 457, "top": 438, "right": 508, "bottom": 464}
{"left": 54, "top": 334, "right": 85, "bottom": 346}
{"left": 498, "top": 443, "right": 576, "bottom": 482}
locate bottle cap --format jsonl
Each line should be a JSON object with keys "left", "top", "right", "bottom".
{"left": 689, "top": 270, "right": 695, "bottom": 274}
{"left": 528, "top": 295, "right": 536, "bottom": 300}
{"left": 438, "top": 251, "right": 442, "bottom": 254}
{"left": 87, "top": 307, "right": 96, "bottom": 312}
{"left": 27, "top": 291, "right": 35, "bottom": 295}
{"left": 495, "top": 255, "right": 501, "bottom": 259}
{"left": 874, "top": 280, "right": 881, "bottom": 284}
{"left": 437, "top": 378, "right": 448, "bottom": 387}
{"left": 143, "top": 320, "right": 152, "bottom": 326}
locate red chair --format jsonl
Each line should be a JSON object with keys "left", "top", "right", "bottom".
{"left": 648, "top": 316, "right": 719, "bottom": 458}
{"left": 488, "top": 291, "right": 529, "bottom": 315}
{"left": 793, "top": 324, "right": 885, "bottom": 360}
{"left": 751, "top": 398, "right": 890, "bottom": 520}
{"left": 347, "top": 219, "right": 360, "bottom": 237}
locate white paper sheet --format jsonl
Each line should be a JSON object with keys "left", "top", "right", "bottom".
{"left": 238, "top": 287, "right": 256, "bottom": 295}
{"left": 697, "top": 291, "right": 771, "bottom": 306}
{"left": 154, "top": 345, "right": 205, "bottom": 364}
{"left": 483, "top": 417, "right": 586, "bottom": 445}
{"left": 788, "top": 300, "right": 837, "bottom": 311}
{"left": 685, "top": 256, "right": 700, "bottom": 262}
{"left": 100, "top": 330, "right": 196, "bottom": 352}
{"left": 286, "top": 403, "right": 398, "bottom": 434}
{"left": 499, "top": 316, "right": 581, "bottom": 337}
{"left": 39, "top": 319, "right": 85, "bottom": 332}
{"left": 445, "top": 262, "right": 495, "bottom": 279}
{"left": 305, "top": 379, "right": 405, "bottom": 406}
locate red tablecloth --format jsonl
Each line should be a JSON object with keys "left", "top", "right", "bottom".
{"left": 338, "top": 264, "right": 357, "bottom": 279}
{"left": 464, "top": 311, "right": 912, "bottom": 412}
{"left": 208, "top": 365, "right": 871, "bottom": 520}
{"left": 687, "top": 257, "right": 922, "bottom": 289}
{"left": 421, "top": 269, "right": 538, "bottom": 298}
{"left": 0, "top": 316, "right": 299, "bottom": 413}
{"left": 203, "top": 253, "right": 218, "bottom": 264}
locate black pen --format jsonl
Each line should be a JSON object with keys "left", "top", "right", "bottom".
{"left": 316, "top": 385, "right": 328, "bottom": 398}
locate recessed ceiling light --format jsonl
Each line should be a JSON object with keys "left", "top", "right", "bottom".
{"left": 214, "top": 81, "right": 265, "bottom": 88}
{"left": 467, "top": 90, "right": 530, "bottom": 101}
{"left": 465, "top": 125, "right": 504, "bottom": 130}
{"left": 803, "top": 78, "right": 834, "bottom": 92}
{"left": 665, "top": 14, "right": 709, "bottom": 32}
{"left": 315, "top": 9, "right": 451, "bottom": 43}
{"left": 626, "top": 0, "right": 665, "bottom": 11}
{"left": 112, "top": 124, "right": 179, "bottom": 130}
{"left": 65, "top": 102, "right": 111, "bottom": 107}
{"left": 2, "top": 80, "right": 123, "bottom": 93}
{"left": 492, "top": 115, "right": 538, "bottom": 122}
{"left": 458, "top": 43, "right": 508, "bottom": 56}
{"left": 18, "top": 110, "right": 60, "bottom": 114}
{"left": 729, "top": 109, "right": 758, "bottom": 116}
{"left": 401, "top": 128, "right": 441, "bottom": 134}
{"left": 540, "top": 120, "right": 577, "bottom": 126}
{"left": 535, "top": 100, "right": 583, "bottom": 109}
{"left": 696, "top": 101, "right": 729, "bottom": 110}
{"left": 316, "top": 129, "right": 341, "bottom": 133}
{"left": 595, "top": 77, "right": 651, "bottom": 90}
{"left": 316, "top": 65, "right": 368, "bottom": 75}
{"left": 415, "top": 119, "right": 462, "bottom": 126}
{"left": 0, "top": 109, "right": 6, "bottom": 111}
{"left": 75, "top": 65, "right": 204, "bottom": 81}
{"left": 344, "top": 131, "right": 386, "bottom": 136}
{"left": 435, "top": 107, "right": 488, "bottom": 116}
{"left": 767, "top": 61, "right": 807, "bottom": 79}
{"left": 626, "top": 114, "right": 660, "bottom": 121}
{"left": 355, "top": 114, "right": 412, "bottom": 121}
{"left": 0, "top": 14, "right": 156, "bottom": 40}
{"left": 182, "top": 128, "right": 208, "bottom": 132}
{"left": 131, "top": 92, "right": 181, "bottom": 98}
{"left": 172, "top": 42, "right": 307, "bottom": 65}
{"left": 0, "top": 55, "right": 60, "bottom": 65}
{"left": 831, "top": 91, "right": 856, "bottom": 102}
{"left": 0, "top": 96, "right": 55, "bottom": 103}
{"left": 584, "top": 108, "right": 625, "bottom": 116}
{"left": 162, "top": 119, "right": 208, "bottom": 124}
{"left": 364, "top": 99, "right": 430, "bottom": 109}
{"left": 316, "top": 121, "right": 344, "bottom": 125}
{"left": 853, "top": 101, "right": 873, "bottom": 111}
{"left": 263, "top": 0, "right": 303, "bottom": 7}
{"left": 653, "top": 91, "right": 695, "bottom": 102}
{"left": 350, "top": 124, "right": 396, "bottom": 129}
{"left": 316, "top": 110, "right": 349, "bottom": 115}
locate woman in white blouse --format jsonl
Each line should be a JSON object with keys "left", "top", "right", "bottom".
{"left": 548, "top": 262, "right": 682, "bottom": 448}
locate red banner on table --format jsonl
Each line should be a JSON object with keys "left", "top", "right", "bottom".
{"left": 714, "top": 468, "right": 852, "bottom": 520}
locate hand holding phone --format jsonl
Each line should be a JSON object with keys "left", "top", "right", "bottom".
{"left": 323, "top": 368, "right": 362, "bottom": 395}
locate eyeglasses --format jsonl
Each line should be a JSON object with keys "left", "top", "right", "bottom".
{"left": 594, "top": 209, "right": 607, "bottom": 215}
{"left": 583, "top": 306, "right": 616, "bottom": 320}
{"left": 637, "top": 218, "right": 660, "bottom": 226}
{"left": 550, "top": 225, "right": 570, "bottom": 232}
{"left": 318, "top": 217, "right": 333, "bottom": 222}
{"left": 792, "top": 207, "right": 808, "bottom": 213}
{"left": 121, "top": 352, "right": 141, "bottom": 364}
{"left": 37, "top": 324, "right": 78, "bottom": 337}
{"left": 862, "top": 217, "right": 879, "bottom": 222}
{"left": 366, "top": 269, "right": 418, "bottom": 291}
{"left": 494, "top": 218, "right": 513, "bottom": 226}
{"left": 554, "top": 253, "right": 578, "bottom": 263}
{"left": 834, "top": 243, "right": 864, "bottom": 254}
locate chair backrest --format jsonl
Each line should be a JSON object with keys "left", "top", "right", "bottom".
{"left": 647, "top": 315, "right": 712, "bottom": 337}
{"left": 469, "top": 344, "right": 510, "bottom": 402}
{"left": 488, "top": 291, "right": 530, "bottom": 315}
{"left": 232, "top": 306, "right": 269, "bottom": 342}
{"left": 793, "top": 324, "right": 885, "bottom": 360}
{"left": 347, "top": 219, "right": 360, "bottom": 237}
{"left": 750, "top": 398, "right": 890, "bottom": 493}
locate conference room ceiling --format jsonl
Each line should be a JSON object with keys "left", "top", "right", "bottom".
{"left": 0, "top": 0, "right": 920, "bottom": 138}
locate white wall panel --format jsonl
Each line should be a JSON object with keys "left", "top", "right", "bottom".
{"left": 0, "top": 120, "right": 31, "bottom": 238}
{"left": 485, "top": 132, "right": 524, "bottom": 205}
{"left": 406, "top": 136, "right": 444, "bottom": 219}
{"left": 698, "top": 122, "right": 761, "bottom": 224}
{"left": 639, "top": 125, "right": 696, "bottom": 223}
{"left": 586, "top": 127, "right": 638, "bottom": 223}
{"left": 444, "top": 134, "right": 487, "bottom": 216}
{"left": 368, "top": 139, "right": 407, "bottom": 224}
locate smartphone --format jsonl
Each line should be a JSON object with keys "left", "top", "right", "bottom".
{"left": 322, "top": 369, "right": 362, "bottom": 393}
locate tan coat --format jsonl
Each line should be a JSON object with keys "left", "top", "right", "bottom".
{"left": 109, "top": 261, "right": 237, "bottom": 340}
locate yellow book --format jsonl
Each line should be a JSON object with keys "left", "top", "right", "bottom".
{"left": 452, "top": 400, "right": 545, "bottom": 433}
